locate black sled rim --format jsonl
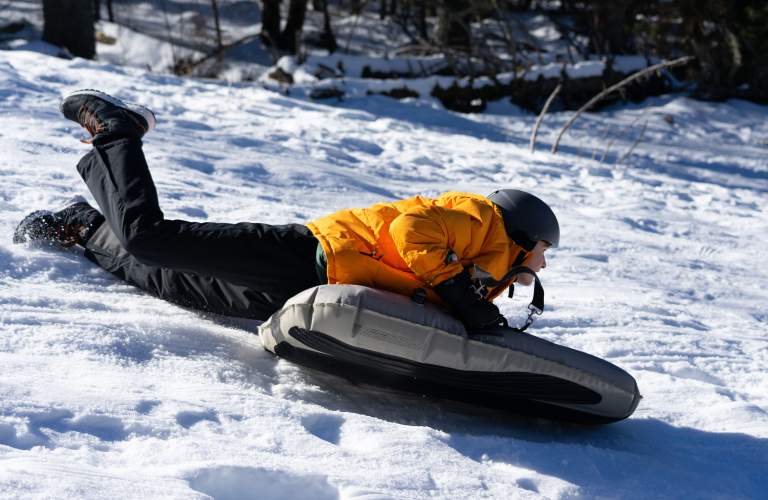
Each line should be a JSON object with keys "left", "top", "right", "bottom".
{"left": 274, "top": 327, "right": 626, "bottom": 425}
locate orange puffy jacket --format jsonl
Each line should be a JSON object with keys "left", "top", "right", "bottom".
{"left": 306, "top": 191, "right": 532, "bottom": 306}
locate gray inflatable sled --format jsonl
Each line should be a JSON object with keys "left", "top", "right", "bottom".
{"left": 259, "top": 278, "right": 641, "bottom": 424}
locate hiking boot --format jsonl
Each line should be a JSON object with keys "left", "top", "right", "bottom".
{"left": 13, "top": 195, "right": 105, "bottom": 247}
{"left": 59, "top": 89, "right": 156, "bottom": 143}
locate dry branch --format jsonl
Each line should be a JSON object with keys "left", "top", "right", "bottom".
{"left": 344, "top": 0, "right": 376, "bottom": 53}
{"left": 173, "top": 31, "right": 263, "bottom": 75}
{"left": 529, "top": 82, "right": 562, "bottom": 154}
{"left": 510, "top": 13, "right": 543, "bottom": 65}
{"left": 613, "top": 120, "right": 648, "bottom": 168}
{"left": 600, "top": 103, "right": 650, "bottom": 164}
{"left": 260, "top": 31, "right": 281, "bottom": 64}
{"left": 591, "top": 124, "right": 611, "bottom": 160}
{"left": 551, "top": 55, "right": 693, "bottom": 154}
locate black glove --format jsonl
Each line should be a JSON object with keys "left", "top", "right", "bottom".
{"left": 435, "top": 268, "right": 504, "bottom": 330}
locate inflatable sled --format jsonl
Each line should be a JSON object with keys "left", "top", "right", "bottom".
{"left": 258, "top": 268, "right": 641, "bottom": 424}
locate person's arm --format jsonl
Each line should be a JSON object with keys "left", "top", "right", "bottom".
{"left": 389, "top": 201, "right": 509, "bottom": 330}
{"left": 389, "top": 204, "right": 470, "bottom": 286}
{"left": 390, "top": 201, "right": 511, "bottom": 284}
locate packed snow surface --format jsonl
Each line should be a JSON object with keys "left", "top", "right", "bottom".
{"left": 1, "top": 50, "right": 767, "bottom": 499}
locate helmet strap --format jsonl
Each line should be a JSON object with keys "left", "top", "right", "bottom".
{"left": 472, "top": 264, "right": 545, "bottom": 333}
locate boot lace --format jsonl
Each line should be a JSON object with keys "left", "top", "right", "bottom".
{"left": 77, "top": 106, "right": 106, "bottom": 144}
{"left": 48, "top": 221, "right": 87, "bottom": 248}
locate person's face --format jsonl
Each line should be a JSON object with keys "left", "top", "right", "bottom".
{"left": 516, "top": 240, "right": 550, "bottom": 286}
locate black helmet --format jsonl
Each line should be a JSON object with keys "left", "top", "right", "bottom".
{"left": 486, "top": 189, "right": 560, "bottom": 251}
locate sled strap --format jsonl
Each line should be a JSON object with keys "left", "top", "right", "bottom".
{"left": 472, "top": 265, "right": 544, "bottom": 332}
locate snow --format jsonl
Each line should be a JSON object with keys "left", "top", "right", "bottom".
{"left": 264, "top": 54, "right": 652, "bottom": 100}
{"left": 276, "top": 54, "right": 449, "bottom": 81}
{"left": 8, "top": 40, "right": 71, "bottom": 59}
{"left": 95, "top": 21, "right": 204, "bottom": 74}
{"left": 1, "top": 48, "right": 768, "bottom": 499}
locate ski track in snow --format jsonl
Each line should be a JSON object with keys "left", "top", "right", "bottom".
{"left": 0, "top": 51, "right": 767, "bottom": 499}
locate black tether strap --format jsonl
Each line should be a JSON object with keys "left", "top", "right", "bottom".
{"left": 472, "top": 265, "right": 545, "bottom": 332}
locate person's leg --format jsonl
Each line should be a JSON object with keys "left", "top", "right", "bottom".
{"left": 83, "top": 222, "right": 284, "bottom": 319}
{"left": 77, "top": 137, "right": 320, "bottom": 302}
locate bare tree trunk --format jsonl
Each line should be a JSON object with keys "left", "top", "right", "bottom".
{"left": 350, "top": 0, "right": 361, "bottom": 15}
{"left": 380, "top": 0, "right": 387, "bottom": 19}
{"left": 280, "top": 0, "right": 307, "bottom": 53}
{"left": 591, "top": 0, "right": 631, "bottom": 56}
{"left": 107, "top": 0, "right": 113, "bottom": 22}
{"left": 437, "top": 0, "right": 470, "bottom": 50}
{"left": 211, "top": 0, "right": 224, "bottom": 61}
{"left": 261, "top": 0, "right": 281, "bottom": 47}
{"left": 93, "top": 0, "right": 100, "bottom": 21}
{"left": 43, "top": 0, "right": 95, "bottom": 59}
{"left": 417, "top": 0, "right": 427, "bottom": 40}
{"left": 321, "top": 0, "right": 338, "bottom": 52}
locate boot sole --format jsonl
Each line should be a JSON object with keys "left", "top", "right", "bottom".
{"left": 13, "top": 195, "right": 91, "bottom": 244}
{"left": 13, "top": 210, "right": 52, "bottom": 244}
{"left": 60, "top": 90, "right": 156, "bottom": 134}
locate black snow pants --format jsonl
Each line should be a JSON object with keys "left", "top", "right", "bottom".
{"left": 77, "top": 137, "right": 322, "bottom": 320}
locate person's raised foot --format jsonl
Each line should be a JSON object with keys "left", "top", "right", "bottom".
{"left": 13, "top": 195, "right": 105, "bottom": 247}
{"left": 59, "top": 89, "right": 156, "bottom": 143}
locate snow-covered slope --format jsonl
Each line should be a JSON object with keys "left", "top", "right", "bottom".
{"left": 0, "top": 51, "right": 767, "bottom": 499}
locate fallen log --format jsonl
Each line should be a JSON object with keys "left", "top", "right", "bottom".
{"left": 431, "top": 60, "right": 676, "bottom": 115}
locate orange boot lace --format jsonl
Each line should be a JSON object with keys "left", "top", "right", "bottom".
{"left": 77, "top": 106, "right": 106, "bottom": 144}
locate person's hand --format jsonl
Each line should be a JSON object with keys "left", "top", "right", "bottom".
{"left": 435, "top": 268, "right": 505, "bottom": 330}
